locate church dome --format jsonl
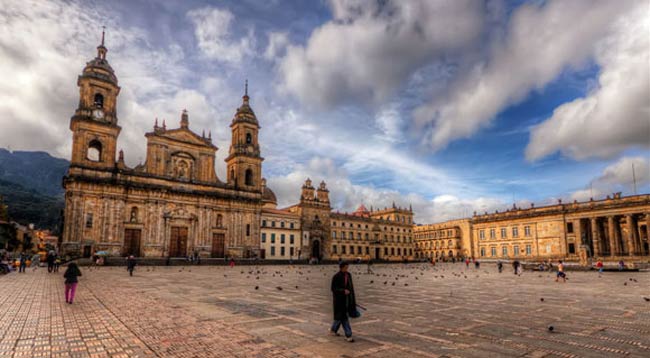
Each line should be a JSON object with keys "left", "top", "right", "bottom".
{"left": 262, "top": 186, "right": 277, "bottom": 206}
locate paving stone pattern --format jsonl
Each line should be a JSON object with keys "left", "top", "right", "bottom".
{"left": 1, "top": 263, "right": 649, "bottom": 357}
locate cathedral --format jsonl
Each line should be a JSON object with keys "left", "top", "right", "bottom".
{"left": 61, "top": 32, "right": 270, "bottom": 258}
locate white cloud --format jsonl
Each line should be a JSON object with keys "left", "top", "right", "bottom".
{"left": 413, "top": 0, "right": 638, "bottom": 151}
{"left": 0, "top": 0, "right": 237, "bottom": 173}
{"left": 186, "top": 6, "right": 254, "bottom": 64}
{"left": 266, "top": 156, "right": 507, "bottom": 223}
{"left": 571, "top": 156, "right": 650, "bottom": 201}
{"left": 278, "top": 0, "right": 485, "bottom": 107}
{"left": 526, "top": 4, "right": 650, "bottom": 161}
{"left": 263, "top": 31, "right": 289, "bottom": 61}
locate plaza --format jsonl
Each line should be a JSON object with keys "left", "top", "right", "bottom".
{"left": 1, "top": 263, "right": 649, "bottom": 358}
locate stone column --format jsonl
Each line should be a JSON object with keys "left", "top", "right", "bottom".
{"left": 607, "top": 216, "right": 617, "bottom": 256}
{"left": 644, "top": 213, "right": 650, "bottom": 256}
{"left": 615, "top": 217, "right": 624, "bottom": 255}
{"left": 591, "top": 217, "right": 601, "bottom": 257}
{"left": 625, "top": 214, "right": 636, "bottom": 256}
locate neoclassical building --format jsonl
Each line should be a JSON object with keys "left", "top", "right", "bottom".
{"left": 471, "top": 193, "right": 650, "bottom": 262}
{"left": 285, "top": 179, "right": 415, "bottom": 261}
{"left": 259, "top": 179, "right": 302, "bottom": 260}
{"left": 414, "top": 219, "right": 471, "bottom": 260}
{"left": 62, "top": 33, "right": 267, "bottom": 258}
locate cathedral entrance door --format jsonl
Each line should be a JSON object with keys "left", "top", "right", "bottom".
{"left": 124, "top": 229, "right": 141, "bottom": 256}
{"left": 170, "top": 226, "right": 188, "bottom": 257}
{"left": 211, "top": 233, "right": 225, "bottom": 258}
{"left": 311, "top": 240, "right": 320, "bottom": 259}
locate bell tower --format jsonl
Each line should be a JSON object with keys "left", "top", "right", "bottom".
{"left": 225, "top": 81, "right": 263, "bottom": 191}
{"left": 69, "top": 28, "right": 121, "bottom": 170}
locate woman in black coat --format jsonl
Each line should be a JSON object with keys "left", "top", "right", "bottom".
{"left": 329, "top": 262, "right": 357, "bottom": 342}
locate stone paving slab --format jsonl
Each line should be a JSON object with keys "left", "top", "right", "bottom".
{"left": 1, "top": 263, "right": 650, "bottom": 357}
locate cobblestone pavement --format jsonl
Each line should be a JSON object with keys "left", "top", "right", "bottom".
{"left": 1, "top": 263, "right": 649, "bottom": 358}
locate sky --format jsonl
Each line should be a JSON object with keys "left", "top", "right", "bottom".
{"left": 0, "top": 0, "right": 648, "bottom": 223}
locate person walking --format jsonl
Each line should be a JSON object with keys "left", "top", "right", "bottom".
{"left": 512, "top": 260, "right": 520, "bottom": 275}
{"left": 555, "top": 260, "right": 566, "bottom": 283}
{"left": 54, "top": 254, "right": 61, "bottom": 273}
{"left": 19, "top": 252, "right": 28, "bottom": 273}
{"left": 63, "top": 263, "right": 82, "bottom": 304}
{"left": 474, "top": 260, "right": 480, "bottom": 269}
{"left": 595, "top": 259, "right": 604, "bottom": 274}
{"left": 497, "top": 261, "right": 503, "bottom": 273}
{"left": 618, "top": 260, "right": 625, "bottom": 271}
{"left": 47, "top": 250, "right": 56, "bottom": 273}
{"left": 229, "top": 257, "right": 235, "bottom": 268}
{"left": 126, "top": 255, "right": 137, "bottom": 276}
{"left": 329, "top": 262, "right": 357, "bottom": 342}
{"left": 465, "top": 258, "right": 470, "bottom": 268}
{"left": 367, "top": 258, "right": 373, "bottom": 274}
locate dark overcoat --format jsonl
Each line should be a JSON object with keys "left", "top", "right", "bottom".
{"left": 331, "top": 271, "right": 356, "bottom": 321}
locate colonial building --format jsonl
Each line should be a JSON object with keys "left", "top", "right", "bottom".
{"left": 414, "top": 219, "right": 471, "bottom": 260}
{"left": 286, "top": 179, "right": 415, "bottom": 261}
{"left": 62, "top": 33, "right": 266, "bottom": 258}
{"left": 471, "top": 193, "right": 650, "bottom": 262}
{"left": 259, "top": 179, "right": 302, "bottom": 260}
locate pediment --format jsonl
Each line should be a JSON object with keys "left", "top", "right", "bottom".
{"left": 157, "top": 128, "right": 214, "bottom": 148}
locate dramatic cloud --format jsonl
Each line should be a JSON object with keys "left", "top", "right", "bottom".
{"left": 263, "top": 31, "right": 289, "bottom": 61}
{"left": 414, "top": 0, "right": 638, "bottom": 150}
{"left": 571, "top": 156, "right": 650, "bottom": 201}
{"left": 0, "top": 0, "right": 237, "bottom": 170}
{"left": 186, "top": 6, "right": 255, "bottom": 64}
{"left": 278, "top": 0, "right": 485, "bottom": 106}
{"left": 267, "top": 157, "right": 507, "bottom": 223}
{"left": 526, "top": 4, "right": 650, "bottom": 161}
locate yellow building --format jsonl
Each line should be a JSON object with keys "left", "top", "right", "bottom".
{"left": 286, "top": 179, "right": 415, "bottom": 261}
{"left": 471, "top": 193, "right": 650, "bottom": 262}
{"left": 414, "top": 219, "right": 471, "bottom": 260}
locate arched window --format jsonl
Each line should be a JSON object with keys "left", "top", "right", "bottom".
{"left": 245, "top": 169, "right": 253, "bottom": 186}
{"left": 130, "top": 207, "right": 138, "bottom": 222}
{"left": 94, "top": 93, "right": 104, "bottom": 109}
{"left": 230, "top": 169, "right": 235, "bottom": 182}
{"left": 87, "top": 140, "right": 102, "bottom": 162}
{"left": 245, "top": 132, "right": 252, "bottom": 144}
{"left": 216, "top": 214, "right": 223, "bottom": 227}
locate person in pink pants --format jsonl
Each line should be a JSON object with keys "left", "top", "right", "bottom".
{"left": 63, "top": 262, "right": 82, "bottom": 304}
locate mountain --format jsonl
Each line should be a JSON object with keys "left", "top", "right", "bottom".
{"left": 0, "top": 179, "right": 64, "bottom": 232}
{"left": 0, "top": 148, "right": 69, "bottom": 197}
{"left": 0, "top": 149, "right": 69, "bottom": 231}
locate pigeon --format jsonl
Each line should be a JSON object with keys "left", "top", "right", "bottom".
{"left": 643, "top": 297, "right": 650, "bottom": 302}
{"left": 548, "top": 326, "right": 554, "bottom": 332}
{"left": 276, "top": 286, "right": 283, "bottom": 291}
{"left": 540, "top": 298, "right": 544, "bottom": 302}
{"left": 295, "top": 286, "right": 299, "bottom": 289}
{"left": 255, "top": 286, "right": 259, "bottom": 290}
{"left": 370, "top": 280, "right": 374, "bottom": 284}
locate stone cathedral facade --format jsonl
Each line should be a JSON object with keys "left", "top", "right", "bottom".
{"left": 61, "top": 34, "right": 268, "bottom": 258}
